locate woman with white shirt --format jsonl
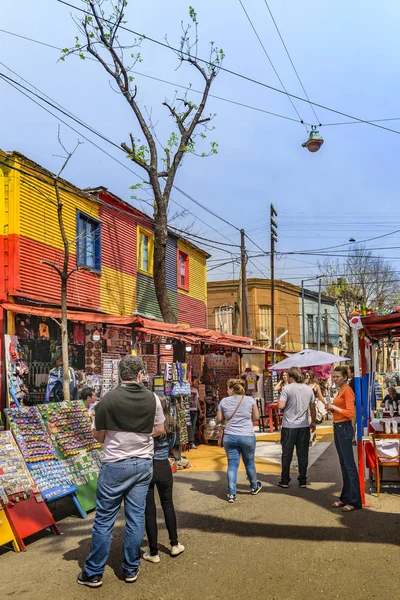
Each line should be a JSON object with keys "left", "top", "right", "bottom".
{"left": 217, "top": 378, "right": 262, "bottom": 503}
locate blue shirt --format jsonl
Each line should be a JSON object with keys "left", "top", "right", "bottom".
{"left": 154, "top": 432, "right": 176, "bottom": 460}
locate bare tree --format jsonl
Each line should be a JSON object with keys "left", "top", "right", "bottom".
{"left": 61, "top": 1, "right": 223, "bottom": 323}
{"left": 319, "top": 243, "right": 400, "bottom": 353}
{"left": 42, "top": 135, "right": 85, "bottom": 402}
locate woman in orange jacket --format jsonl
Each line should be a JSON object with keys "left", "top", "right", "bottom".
{"left": 326, "top": 366, "right": 362, "bottom": 512}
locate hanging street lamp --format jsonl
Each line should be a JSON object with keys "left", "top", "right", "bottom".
{"left": 302, "top": 125, "right": 324, "bottom": 152}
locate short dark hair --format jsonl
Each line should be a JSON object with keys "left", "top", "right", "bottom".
{"left": 119, "top": 355, "right": 144, "bottom": 381}
{"left": 81, "top": 387, "right": 94, "bottom": 401}
{"left": 287, "top": 367, "right": 303, "bottom": 383}
{"left": 348, "top": 365, "right": 355, "bottom": 374}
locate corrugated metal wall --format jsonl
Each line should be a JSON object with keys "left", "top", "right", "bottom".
{"left": 166, "top": 234, "right": 177, "bottom": 292}
{"left": 100, "top": 266, "right": 136, "bottom": 316}
{"left": 18, "top": 161, "right": 99, "bottom": 254}
{"left": 137, "top": 273, "right": 177, "bottom": 321}
{"left": 19, "top": 236, "right": 101, "bottom": 309}
{"left": 99, "top": 203, "right": 136, "bottom": 277}
{"left": 177, "top": 239, "right": 207, "bottom": 303}
{"left": 178, "top": 294, "right": 207, "bottom": 328}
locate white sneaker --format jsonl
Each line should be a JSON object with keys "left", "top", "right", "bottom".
{"left": 171, "top": 543, "right": 185, "bottom": 557}
{"left": 142, "top": 551, "right": 160, "bottom": 563}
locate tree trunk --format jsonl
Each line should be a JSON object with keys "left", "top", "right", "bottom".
{"left": 153, "top": 204, "right": 176, "bottom": 323}
{"left": 61, "top": 277, "right": 70, "bottom": 401}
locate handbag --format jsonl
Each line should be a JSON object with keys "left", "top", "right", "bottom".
{"left": 217, "top": 395, "right": 245, "bottom": 447}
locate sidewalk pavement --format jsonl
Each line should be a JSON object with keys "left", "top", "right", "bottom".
{"left": 1, "top": 437, "right": 399, "bottom": 600}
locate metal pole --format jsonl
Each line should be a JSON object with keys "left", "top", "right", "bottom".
{"left": 317, "top": 278, "right": 322, "bottom": 351}
{"left": 270, "top": 232, "right": 275, "bottom": 349}
{"left": 353, "top": 326, "right": 366, "bottom": 506}
{"left": 301, "top": 280, "right": 305, "bottom": 350}
{"left": 240, "top": 229, "right": 250, "bottom": 338}
{"left": 324, "top": 308, "right": 328, "bottom": 352}
{"left": 270, "top": 205, "right": 278, "bottom": 349}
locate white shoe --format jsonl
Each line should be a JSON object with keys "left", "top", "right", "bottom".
{"left": 142, "top": 551, "right": 160, "bottom": 563}
{"left": 171, "top": 543, "right": 185, "bottom": 557}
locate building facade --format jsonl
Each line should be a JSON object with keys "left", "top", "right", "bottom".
{"left": 207, "top": 278, "right": 302, "bottom": 351}
{"left": 0, "top": 152, "right": 208, "bottom": 326}
{"left": 299, "top": 288, "right": 340, "bottom": 354}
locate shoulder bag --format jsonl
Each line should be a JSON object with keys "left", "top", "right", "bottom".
{"left": 217, "top": 395, "right": 245, "bottom": 447}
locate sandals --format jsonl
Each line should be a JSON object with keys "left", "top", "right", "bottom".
{"left": 341, "top": 505, "right": 357, "bottom": 512}
{"left": 331, "top": 501, "right": 345, "bottom": 508}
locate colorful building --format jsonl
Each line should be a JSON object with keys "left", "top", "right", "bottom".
{"left": 207, "top": 278, "right": 302, "bottom": 352}
{"left": 0, "top": 151, "right": 209, "bottom": 325}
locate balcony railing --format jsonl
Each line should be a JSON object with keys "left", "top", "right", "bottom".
{"left": 306, "top": 333, "right": 339, "bottom": 346}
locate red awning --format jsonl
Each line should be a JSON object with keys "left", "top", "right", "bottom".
{"left": 361, "top": 309, "right": 400, "bottom": 340}
{"left": 0, "top": 301, "right": 134, "bottom": 325}
{"left": 0, "top": 302, "right": 272, "bottom": 352}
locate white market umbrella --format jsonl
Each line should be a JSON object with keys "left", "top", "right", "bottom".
{"left": 269, "top": 348, "right": 349, "bottom": 371}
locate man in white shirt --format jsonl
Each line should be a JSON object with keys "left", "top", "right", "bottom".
{"left": 277, "top": 367, "right": 316, "bottom": 489}
{"left": 77, "top": 356, "right": 164, "bottom": 589}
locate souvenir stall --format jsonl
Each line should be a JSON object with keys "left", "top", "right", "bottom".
{"left": 4, "top": 406, "right": 81, "bottom": 514}
{"left": 0, "top": 430, "right": 60, "bottom": 551}
{"left": 131, "top": 317, "right": 269, "bottom": 445}
{"left": 353, "top": 309, "right": 400, "bottom": 499}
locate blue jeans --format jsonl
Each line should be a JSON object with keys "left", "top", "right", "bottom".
{"left": 84, "top": 457, "right": 153, "bottom": 578}
{"left": 223, "top": 434, "right": 257, "bottom": 495}
{"left": 334, "top": 421, "right": 362, "bottom": 509}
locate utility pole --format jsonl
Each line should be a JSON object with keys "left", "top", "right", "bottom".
{"left": 317, "top": 278, "right": 322, "bottom": 351}
{"left": 240, "top": 229, "right": 250, "bottom": 338}
{"left": 270, "top": 204, "right": 278, "bottom": 348}
{"left": 301, "top": 280, "right": 306, "bottom": 350}
{"left": 324, "top": 308, "right": 328, "bottom": 352}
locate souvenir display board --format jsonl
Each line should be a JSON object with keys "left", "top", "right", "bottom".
{"left": 0, "top": 431, "right": 60, "bottom": 551}
{"left": 38, "top": 401, "right": 102, "bottom": 513}
{"left": 4, "top": 407, "right": 79, "bottom": 508}
{"left": 264, "top": 371, "right": 278, "bottom": 404}
{"left": 101, "top": 354, "right": 121, "bottom": 395}
{"left": 0, "top": 430, "right": 35, "bottom": 506}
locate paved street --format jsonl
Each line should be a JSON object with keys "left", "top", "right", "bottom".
{"left": 1, "top": 441, "right": 399, "bottom": 600}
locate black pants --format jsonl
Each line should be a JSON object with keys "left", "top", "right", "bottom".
{"left": 334, "top": 421, "right": 362, "bottom": 509}
{"left": 145, "top": 459, "right": 178, "bottom": 555}
{"left": 280, "top": 427, "right": 310, "bottom": 485}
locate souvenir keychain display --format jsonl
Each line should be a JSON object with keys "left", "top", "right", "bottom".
{"left": 38, "top": 401, "right": 102, "bottom": 457}
{"left": 4, "top": 407, "right": 78, "bottom": 502}
{"left": 0, "top": 431, "right": 38, "bottom": 508}
{"left": 38, "top": 401, "right": 102, "bottom": 512}
{"left": 5, "top": 406, "right": 58, "bottom": 462}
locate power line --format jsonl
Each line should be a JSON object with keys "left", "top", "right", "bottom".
{"left": 238, "top": 0, "right": 304, "bottom": 124}
{"left": 6, "top": 26, "right": 400, "bottom": 133}
{"left": 0, "top": 65, "right": 270, "bottom": 253}
{"left": 263, "top": 0, "right": 320, "bottom": 124}
{"left": 0, "top": 29, "right": 310, "bottom": 127}
{"left": 0, "top": 68, "right": 241, "bottom": 243}
{"left": 56, "top": 0, "right": 400, "bottom": 137}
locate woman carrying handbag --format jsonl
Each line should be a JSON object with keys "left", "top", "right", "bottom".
{"left": 217, "top": 379, "right": 262, "bottom": 503}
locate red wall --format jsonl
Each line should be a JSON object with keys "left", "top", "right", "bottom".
{"left": 16, "top": 237, "right": 101, "bottom": 310}
{"left": 178, "top": 294, "right": 207, "bottom": 328}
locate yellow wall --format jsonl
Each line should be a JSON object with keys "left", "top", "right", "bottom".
{"left": 11, "top": 155, "right": 99, "bottom": 250}
{"left": 100, "top": 266, "right": 137, "bottom": 316}
{"left": 178, "top": 239, "right": 207, "bottom": 303}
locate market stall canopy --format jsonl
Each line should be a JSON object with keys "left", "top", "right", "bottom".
{"left": 0, "top": 302, "right": 134, "bottom": 325}
{"left": 360, "top": 309, "right": 400, "bottom": 340}
{"left": 0, "top": 302, "right": 273, "bottom": 352}
{"left": 269, "top": 348, "right": 349, "bottom": 370}
{"left": 131, "top": 316, "right": 274, "bottom": 352}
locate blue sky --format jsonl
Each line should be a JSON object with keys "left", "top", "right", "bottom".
{"left": 2, "top": 0, "right": 400, "bottom": 291}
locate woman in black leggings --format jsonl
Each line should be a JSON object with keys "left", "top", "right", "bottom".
{"left": 143, "top": 397, "right": 184, "bottom": 563}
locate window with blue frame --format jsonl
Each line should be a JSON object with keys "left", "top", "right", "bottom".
{"left": 76, "top": 211, "right": 101, "bottom": 271}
